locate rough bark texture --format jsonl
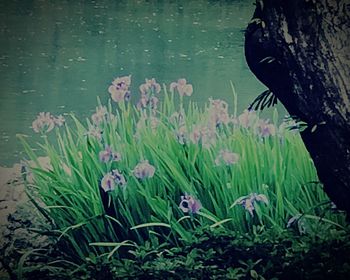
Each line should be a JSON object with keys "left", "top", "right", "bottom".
{"left": 245, "top": 0, "right": 350, "bottom": 214}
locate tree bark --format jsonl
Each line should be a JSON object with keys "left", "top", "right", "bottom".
{"left": 245, "top": 0, "right": 350, "bottom": 215}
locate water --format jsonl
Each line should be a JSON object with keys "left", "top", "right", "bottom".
{"left": 0, "top": 0, "right": 269, "bottom": 166}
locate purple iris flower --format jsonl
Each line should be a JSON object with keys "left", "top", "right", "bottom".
{"left": 99, "top": 145, "right": 122, "bottom": 163}
{"left": 100, "top": 172, "right": 116, "bottom": 192}
{"left": 91, "top": 106, "right": 108, "bottom": 126}
{"left": 100, "top": 169, "right": 126, "bottom": 192}
{"left": 32, "top": 112, "right": 64, "bottom": 134}
{"left": 108, "top": 75, "right": 131, "bottom": 102}
{"left": 111, "top": 169, "right": 126, "bottom": 188}
{"left": 179, "top": 194, "right": 202, "bottom": 214}
{"left": 139, "top": 78, "right": 161, "bottom": 95}
{"left": 231, "top": 193, "right": 268, "bottom": 217}
{"left": 133, "top": 160, "right": 156, "bottom": 180}
{"left": 214, "top": 149, "right": 240, "bottom": 166}
{"left": 257, "top": 119, "right": 276, "bottom": 137}
{"left": 170, "top": 78, "right": 193, "bottom": 97}
{"left": 86, "top": 126, "right": 103, "bottom": 141}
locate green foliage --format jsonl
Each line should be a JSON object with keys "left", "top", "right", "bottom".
{"left": 18, "top": 82, "right": 346, "bottom": 266}
{"left": 17, "top": 227, "right": 350, "bottom": 279}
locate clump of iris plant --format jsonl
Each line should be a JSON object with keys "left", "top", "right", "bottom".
{"left": 108, "top": 75, "right": 131, "bottom": 102}
{"left": 100, "top": 169, "right": 126, "bottom": 192}
{"left": 231, "top": 193, "right": 268, "bottom": 217}
{"left": 133, "top": 160, "right": 156, "bottom": 180}
{"left": 32, "top": 112, "right": 65, "bottom": 133}
{"left": 170, "top": 78, "right": 193, "bottom": 97}
{"left": 99, "top": 145, "right": 121, "bottom": 163}
{"left": 179, "top": 194, "right": 202, "bottom": 214}
{"left": 214, "top": 149, "right": 240, "bottom": 166}
{"left": 22, "top": 73, "right": 333, "bottom": 261}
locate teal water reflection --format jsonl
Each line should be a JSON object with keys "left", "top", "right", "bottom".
{"left": 0, "top": 0, "right": 268, "bottom": 166}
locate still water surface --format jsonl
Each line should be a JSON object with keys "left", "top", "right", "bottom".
{"left": 0, "top": 0, "right": 268, "bottom": 166}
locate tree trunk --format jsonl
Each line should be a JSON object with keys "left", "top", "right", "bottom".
{"left": 245, "top": 0, "right": 350, "bottom": 215}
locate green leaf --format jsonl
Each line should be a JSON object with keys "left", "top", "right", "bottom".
{"left": 130, "top": 222, "right": 171, "bottom": 230}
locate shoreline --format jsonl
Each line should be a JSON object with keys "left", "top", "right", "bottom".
{"left": 0, "top": 158, "right": 52, "bottom": 279}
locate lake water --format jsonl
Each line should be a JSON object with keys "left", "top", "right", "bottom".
{"left": 0, "top": 0, "right": 269, "bottom": 166}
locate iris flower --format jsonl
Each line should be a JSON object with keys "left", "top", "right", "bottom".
{"left": 111, "top": 169, "right": 127, "bottom": 187}
{"left": 100, "top": 169, "right": 126, "bottom": 192}
{"left": 208, "top": 98, "right": 230, "bottom": 127}
{"left": 214, "top": 149, "right": 240, "bottom": 166}
{"left": 99, "top": 145, "right": 121, "bottom": 163}
{"left": 189, "top": 125, "right": 216, "bottom": 148}
{"left": 231, "top": 193, "right": 268, "bottom": 217}
{"left": 32, "top": 112, "right": 65, "bottom": 133}
{"left": 91, "top": 106, "right": 108, "bottom": 126}
{"left": 257, "top": 119, "right": 276, "bottom": 137}
{"left": 237, "top": 109, "right": 258, "bottom": 128}
{"left": 133, "top": 160, "right": 156, "bottom": 179}
{"left": 100, "top": 172, "right": 116, "bottom": 192}
{"left": 179, "top": 194, "right": 202, "bottom": 214}
{"left": 136, "top": 78, "right": 161, "bottom": 111}
{"left": 170, "top": 78, "right": 193, "bottom": 97}
{"left": 137, "top": 95, "right": 159, "bottom": 110}
{"left": 139, "top": 78, "right": 161, "bottom": 95}
{"left": 86, "top": 126, "right": 102, "bottom": 141}
{"left": 108, "top": 75, "right": 131, "bottom": 102}
{"left": 54, "top": 115, "right": 65, "bottom": 127}
{"left": 169, "top": 110, "right": 186, "bottom": 127}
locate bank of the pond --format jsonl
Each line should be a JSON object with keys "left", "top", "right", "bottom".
{"left": 0, "top": 161, "right": 54, "bottom": 280}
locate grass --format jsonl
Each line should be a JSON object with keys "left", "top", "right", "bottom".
{"left": 16, "top": 77, "right": 349, "bottom": 278}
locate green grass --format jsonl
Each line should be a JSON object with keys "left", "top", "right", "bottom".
{"left": 18, "top": 79, "right": 346, "bottom": 268}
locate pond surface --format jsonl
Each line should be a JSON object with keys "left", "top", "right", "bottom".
{"left": 0, "top": 0, "right": 269, "bottom": 166}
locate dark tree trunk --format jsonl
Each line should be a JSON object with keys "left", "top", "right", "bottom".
{"left": 245, "top": 0, "right": 350, "bottom": 215}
